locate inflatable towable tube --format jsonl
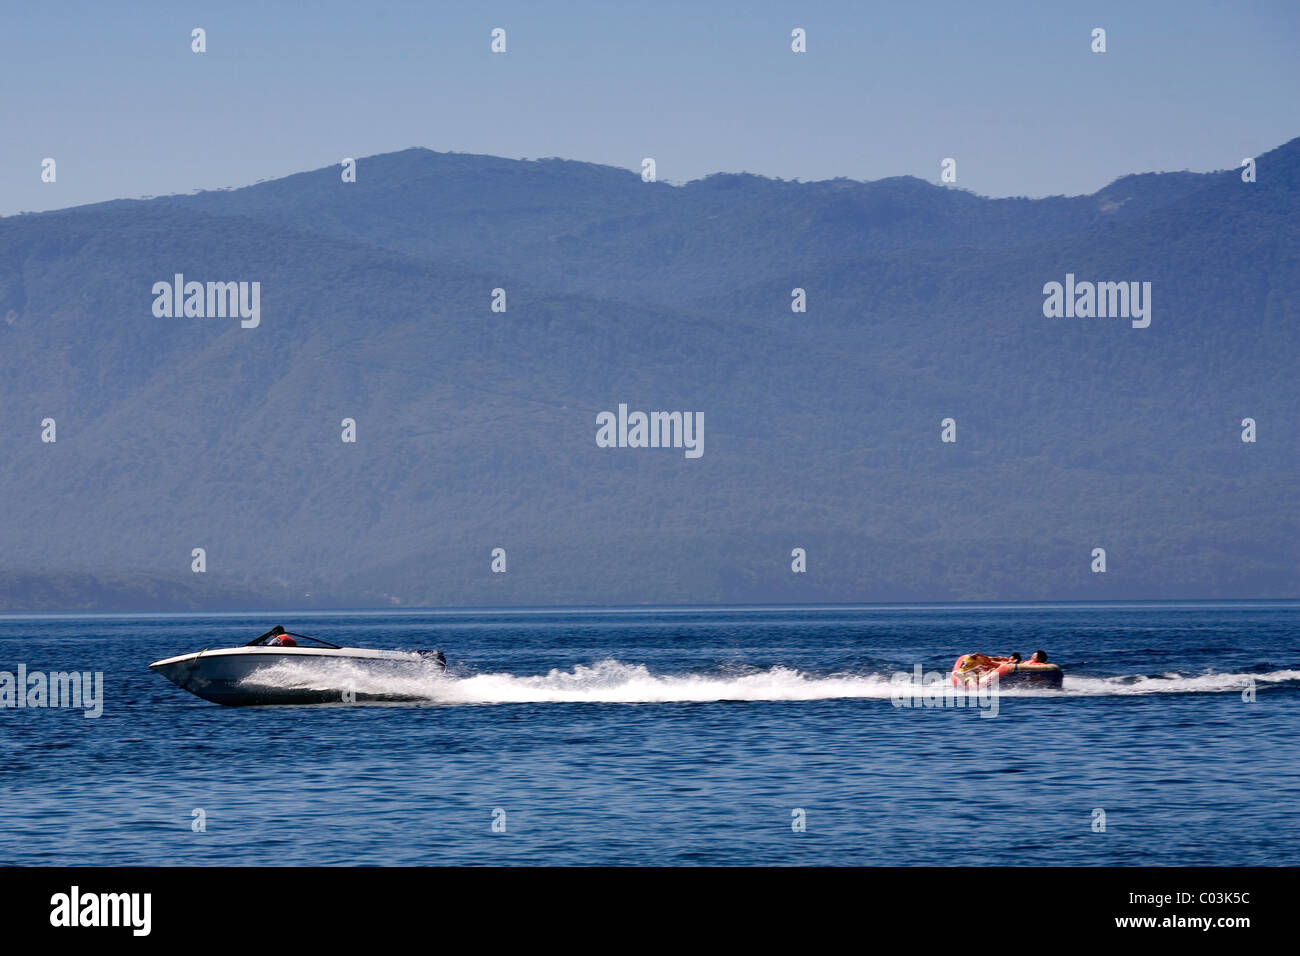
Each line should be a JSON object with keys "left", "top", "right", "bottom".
{"left": 951, "top": 653, "right": 1064, "bottom": 689}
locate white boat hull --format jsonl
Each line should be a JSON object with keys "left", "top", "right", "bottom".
{"left": 149, "top": 645, "right": 446, "bottom": 706}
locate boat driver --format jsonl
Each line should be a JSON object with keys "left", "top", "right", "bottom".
{"left": 267, "top": 630, "right": 297, "bottom": 647}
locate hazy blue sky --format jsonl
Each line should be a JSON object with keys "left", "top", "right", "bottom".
{"left": 2, "top": 0, "right": 1296, "bottom": 215}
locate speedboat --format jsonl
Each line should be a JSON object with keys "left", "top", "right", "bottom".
{"left": 951, "top": 653, "right": 1063, "bottom": 689}
{"left": 149, "top": 626, "right": 447, "bottom": 706}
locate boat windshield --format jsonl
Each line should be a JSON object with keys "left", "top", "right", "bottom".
{"left": 244, "top": 627, "right": 341, "bottom": 649}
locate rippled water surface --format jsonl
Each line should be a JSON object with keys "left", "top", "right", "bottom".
{"left": 1, "top": 603, "right": 1297, "bottom": 865}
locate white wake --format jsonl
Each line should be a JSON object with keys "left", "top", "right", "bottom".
{"left": 238, "top": 658, "right": 1300, "bottom": 705}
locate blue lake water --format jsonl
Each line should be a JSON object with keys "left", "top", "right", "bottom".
{"left": 1, "top": 603, "right": 1297, "bottom": 865}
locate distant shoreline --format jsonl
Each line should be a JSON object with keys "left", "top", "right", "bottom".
{"left": 1, "top": 599, "right": 1296, "bottom": 621}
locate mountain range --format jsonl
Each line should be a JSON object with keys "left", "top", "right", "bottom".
{"left": 0, "top": 140, "right": 1296, "bottom": 609}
